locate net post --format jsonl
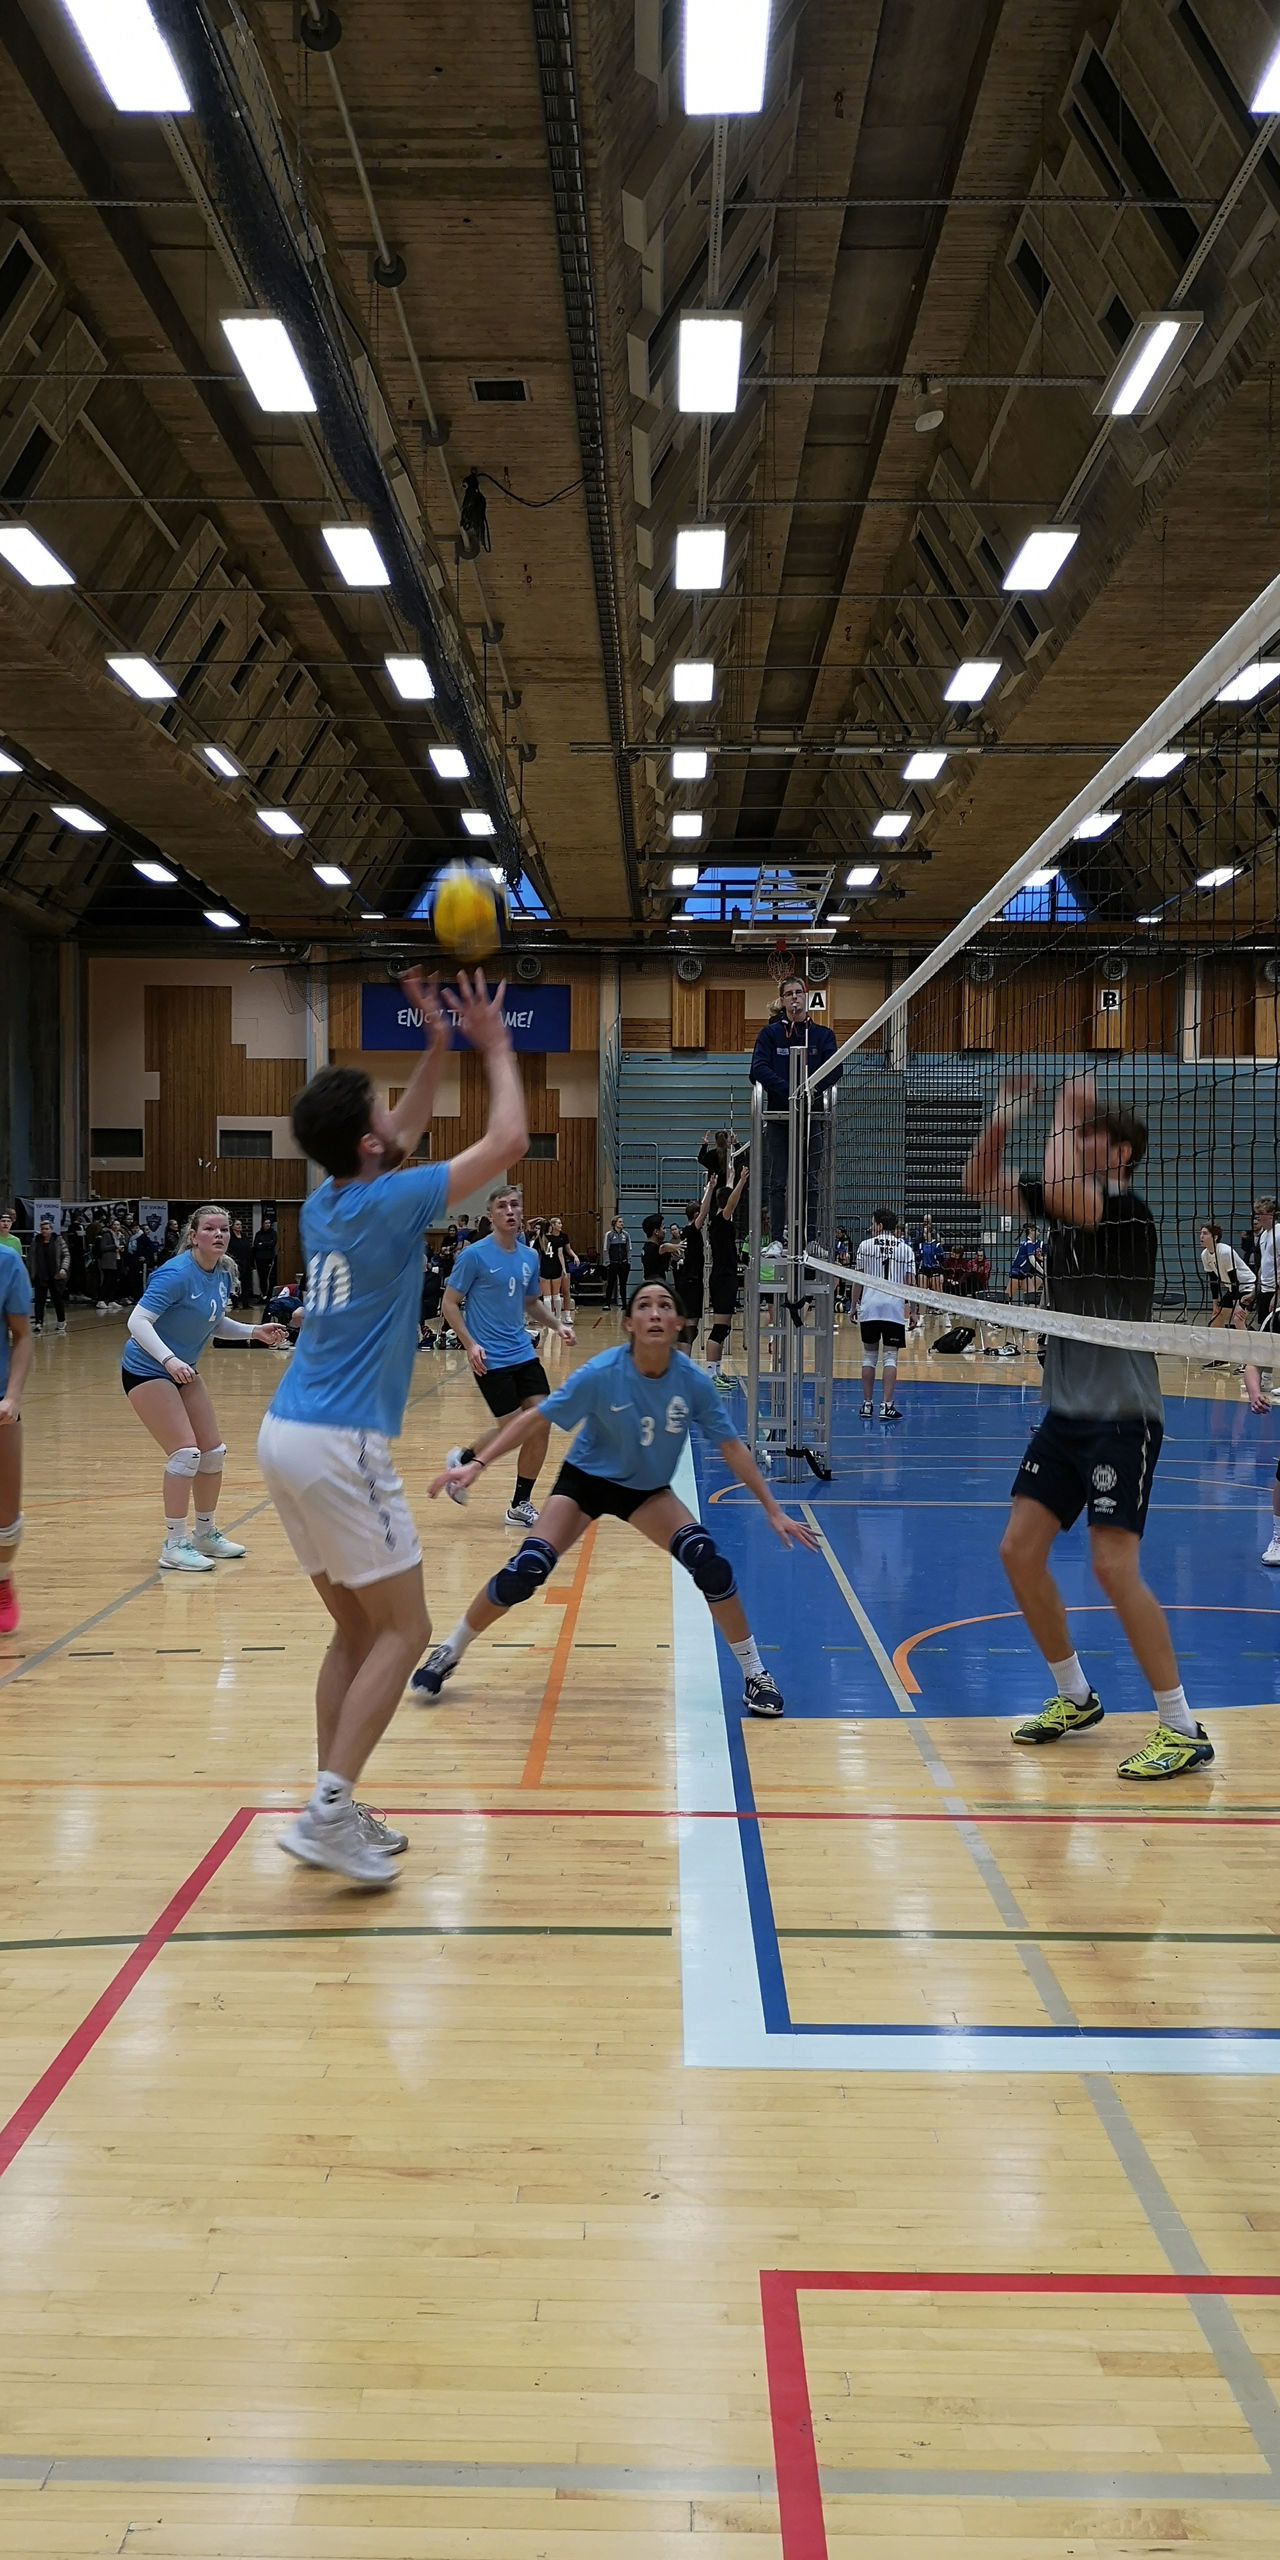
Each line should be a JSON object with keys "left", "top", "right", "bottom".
{"left": 746, "top": 1079, "right": 764, "bottom": 1449}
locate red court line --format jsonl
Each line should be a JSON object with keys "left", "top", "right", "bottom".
{"left": 250, "top": 1804, "right": 1280, "bottom": 1826}
{"left": 0, "top": 1809, "right": 254, "bottom": 2184}
{"left": 760, "top": 2267, "right": 1280, "bottom": 2560}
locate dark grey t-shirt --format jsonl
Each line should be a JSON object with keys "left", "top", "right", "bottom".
{"left": 1021, "top": 1177, "right": 1162, "bottom": 1422}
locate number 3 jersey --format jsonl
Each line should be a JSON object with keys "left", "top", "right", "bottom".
{"left": 540, "top": 1342, "right": 736, "bottom": 1490}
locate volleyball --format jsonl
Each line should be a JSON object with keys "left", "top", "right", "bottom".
{"left": 432, "top": 860, "right": 504, "bottom": 962}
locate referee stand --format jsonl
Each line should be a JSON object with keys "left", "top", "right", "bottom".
{"left": 744, "top": 1044, "right": 835, "bottom": 1482}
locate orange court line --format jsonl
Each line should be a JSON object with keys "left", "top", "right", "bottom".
{"left": 892, "top": 1600, "right": 1280, "bottom": 1695}
{"left": 520, "top": 1524, "right": 599, "bottom": 1787}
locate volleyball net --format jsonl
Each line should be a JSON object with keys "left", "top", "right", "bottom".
{"left": 801, "top": 570, "right": 1280, "bottom": 1376}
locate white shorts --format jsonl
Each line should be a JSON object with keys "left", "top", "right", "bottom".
{"left": 256, "top": 1414, "right": 423, "bottom": 1589}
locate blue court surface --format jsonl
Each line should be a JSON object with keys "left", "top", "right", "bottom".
{"left": 672, "top": 1381, "right": 1280, "bottom": 2076}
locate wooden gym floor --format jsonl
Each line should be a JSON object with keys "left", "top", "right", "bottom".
{"left": 2, "top": 1309, "right": 1280, "bottom": 2558}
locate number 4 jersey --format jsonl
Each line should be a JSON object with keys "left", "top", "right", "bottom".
{"left": 539, "top": 1342, "right": 737, "bottom": 1491}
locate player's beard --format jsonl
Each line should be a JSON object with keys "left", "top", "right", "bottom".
{"left": 378, "top": 1139, "right": 408, "bottom": 1174}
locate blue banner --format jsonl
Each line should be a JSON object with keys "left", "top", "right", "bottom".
{"left": 360, "top": 980, "right": 571, "bottom": 1053}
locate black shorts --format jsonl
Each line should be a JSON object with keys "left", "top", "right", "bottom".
{"left": 121, "top": 1360, "right": 185, "bottom": 1398}
{"left": 1011, "top": 1410, "right": 1163, "bottom": 1538}
{"left": 549, "top": 1457, "right": 656, "bottom": 1522}
{"left": 709, "top": 1269, "right": 738, "bottom": 1319}
{"left": 475, "top": 1356, "right": 550, "bottom": 1419}
{"left": 675, "top": 1283, "right": 703, "bottom": 1323}
{"left": 860, "top": 1320, "right": 905, "bottom": 1350}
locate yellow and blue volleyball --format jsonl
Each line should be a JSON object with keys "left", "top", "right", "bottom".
{"left": 432, "top": 860, "right": 504, "bottom": 962}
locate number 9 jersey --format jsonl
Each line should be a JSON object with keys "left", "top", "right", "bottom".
{"left": 538, "top": 1342, "right": 736, "bottom": 1492}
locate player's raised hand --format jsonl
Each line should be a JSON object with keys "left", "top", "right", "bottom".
{"left": 445, "top": 969, "right": 510, "bottom": 1051}
{"left": 398, "top": 968, "right": 449, "bottom": 1050}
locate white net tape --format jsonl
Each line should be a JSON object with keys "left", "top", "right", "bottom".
{"left": 803, "top": 1255, "right": 1274, "bottom": 1369}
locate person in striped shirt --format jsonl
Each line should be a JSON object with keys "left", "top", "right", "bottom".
{"left": 852, "top": 1212, "right": 917, "bottom": 1421}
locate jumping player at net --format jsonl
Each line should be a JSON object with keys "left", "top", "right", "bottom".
{"left": 964, "top": 1071, "right": 1213, "bottom": 1780}
{"left": 410, "top": 1275, "right": 820, "bottom": 1717}
{"left": 122, "top": 1205, "right": 289, "bottom": 1572}
{"left": 0, "top": 1239, "right": 34, "bottom": 1635}
{"left": 440, "top": 1183, "right": 575, "bottom": 1530}
{"left": 852, "top": 1210, "right": 916, "bottom": 1420}
{"left": 256, "top": 970, "right": 526, "bottom": 1888}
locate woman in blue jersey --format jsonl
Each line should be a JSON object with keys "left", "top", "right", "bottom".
{"left": 123, "top": 1203, "right": 287, "bottom": 1573}
{"left": 414, "top": 1277, "right": 820, "bottom": 1716}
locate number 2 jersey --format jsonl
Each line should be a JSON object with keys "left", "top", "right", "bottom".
{"left": 540, "top": 1341, "right": 736, "bottom": 1491}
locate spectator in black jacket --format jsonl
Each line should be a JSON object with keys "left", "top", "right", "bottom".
{"left": 252, "top": 1211, "right": 278, "bottom": 1302}
{"left": 749, "top": 977, "right": 838, "bottom": 1246}
{"left": 602, "top": 1214, "right": 630, "bottom": 1309}
{"left": 31, "top": 1218, "right": 69, "bottom": 1334}
{"left": 229, "top": 1216, "right": 256, "bottom": 1306}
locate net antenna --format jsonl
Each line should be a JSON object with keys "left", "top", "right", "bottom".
{"left": 797, "top": 564, "right": 1280, "bottom": 1375}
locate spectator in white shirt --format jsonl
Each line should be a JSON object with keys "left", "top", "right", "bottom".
{"left": 1253, "top": 1198, "right": 1277, "bottom": 1325}
{"left": 852, "top": 1211, "right": 917, "bottom": 1422}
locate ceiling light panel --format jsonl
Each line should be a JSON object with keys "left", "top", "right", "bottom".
{"left": 52, "top": 804, "right": 104, "bottom": 831}
{"left": 1025, "top": 869, "right": 1059, "bottom": 887}
{"left": 461, "top": 811, "right": 496, "bottom": 837}
{"left": 673, "top": 660, "right": 715, "bottom": 702}
{"left": 903, "top": 751, "right": 946, "bottom": 780}
{"left": 872, "top": 813, "right": 910, "bottom": 839}
{"left": 320, "top": 524, "right": 390, "bottom": 586}
{"left": 0, "top": 751, "right": 22, "bottom": 775}
{"left": 313, "top": 864, "right": 350, "bottom": 887}
{"left": 133, "top": 859, "right": 176, "bottom": 884}
{"left": 107, "top": 654, "right": 174, "bottom": 700}
{"left": 1002, "top": 527, "right": 1078, "bottom": 591}
{"left": 684, "top": 0, "right": 770, "bottom": 113}
{"left": 258, "top": 809, "right": 303, "bottom": 836}
{"left": 677, "top": 315, "right": 743, "bottom": 413}
{"left": 1096, "top": 312, "right": 1201, "bottom": 418}
{"left": 1196, "top": 866, "right": 1242, "bottom": 889}
{"left": 671, "top": 749, "right": 709, "bottom": 781}
{"left": 202, "top": 746, "right": 239, "bottom": 778}
{"left": 1134, "top": 751, "right": 1185, "bottom": 779}
{"left": 384, "top": 654, "right": 435, "bottom": 700}
{"left": 205, "top": 908, "right": 239, "bottom": 930}
{"left": 60, "top": 0, "right": 191, "bottom": 111}
{"left": 429, "top": 746, "right": 469, "bottom": 780}
{"left": 945, "top": 659, "right": 1001, "bottom": 702}
{"left": 671, "top": 865, "right": 700, "bottom": 887}
{"left": 1254, "top": 40, "right": 1280, "bottom": 111}
{"left": 846, "top": 865, "right": 879, "bottom": 887}
{"left": 674, "top": 525, "right": 727, "bottom": 589}
{"left": 1217, "top": 662, "right": 1280, "bottom": 702}
{"left": 671, "top": 813, "right": 703, "bottom": 839}
{"left": 221, "top": 315, "right": 316, "bottom": 413}
{"left": 1072, "top": 811, "right": 1120, "bottom": 838}
{"left": 0, "top": 526, "right": 74, "bottom": 586}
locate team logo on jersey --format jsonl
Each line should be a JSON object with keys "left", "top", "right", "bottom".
{"left": 1091, "top": 1464, "right": 1117, "bottom": 1492}
{"left": 306, "top": 1250, "right": 352, "bottom": 1312}
{"left": 665, "top": 1395, "right": 690, "bottom": 1435}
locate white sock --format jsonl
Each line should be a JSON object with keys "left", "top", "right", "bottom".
{"left": 311, "top": 1770, "right": 352, "bottom": 1818}
{"left": 446, "top": 1617, "right": 478, "bottom": 1662}
{"left": 1154, "top": 1683, "right": 1196, "bottom": 1738}
{"left": 163, "top": 1517, "right": 189, "bottom": 1547}
{"left": 728, "top": 1635, "right": 764, "bottom": 1679}
{"left": 194, "top": 1511, "right": 216, "bottom": 1535}
{"left": 1049, "top": 1653, "right": 1092, "bottom": 1707}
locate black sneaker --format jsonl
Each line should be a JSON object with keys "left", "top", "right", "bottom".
{"left": 410, "top": 1645, "right": 456, "bottom": 1699}
{"left": 860, "top": 1399, "right": 874, "bottom": 1419}
{"left": 880, "top": 1401, "right": 902, "bottom": 1420}
{"left": 744, "top": 1671, "right": 784, "bottom": 1718}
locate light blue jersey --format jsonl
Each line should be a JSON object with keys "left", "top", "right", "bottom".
{"left": 270, "top": 1162, "right": 449, "bottom": 1439}
{"left": 122, "top": 1250, "right": 233, "bottom": 1381}
{"left": 541, "top": 1342, "right": 736, "bottom": 1491}
{"left": 0, "top": 1251, "right": 33, "bottom": 1398}
{"left": 450, "top": 1235, "right": 541, "bottom": 1369}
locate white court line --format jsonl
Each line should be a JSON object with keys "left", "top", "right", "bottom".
{"left": 800, "top": 1502, "right": 914, "bottom": 1712}
{"left": 672, "top": 1449, "right": 1280, "bottom": 2074}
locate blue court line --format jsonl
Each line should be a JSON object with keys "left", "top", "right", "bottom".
{"left": 721, "top": 1682, "right": 791, "bottom": 2032}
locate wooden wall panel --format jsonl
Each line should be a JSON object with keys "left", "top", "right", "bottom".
{"left": 621, "top": 1018, "right": 671, "bottom": 1050}
{"left": 569, "top": 969, "right": 598, "bottom": 1052}
{"left": 1201, "top": 959, "right": 1256, "bottom": 1058}
{"left": 706, "top": 988, "right": 746, "bottom": 1049}
{"left": 671, "top": 978, "right": 706, "bottom": 1049}
{"left": 328, "top": 976, "right": 361, "bottom": 1052}
{"left": 137, "top": 984, "right": 307, "bottom": 1197}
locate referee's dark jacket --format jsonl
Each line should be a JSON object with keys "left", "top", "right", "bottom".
{"left": 749, "top": 1013, "right": 839, "bottom": 1104}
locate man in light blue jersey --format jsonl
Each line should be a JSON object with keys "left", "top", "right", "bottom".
{"left": 258, "top": 969, "right": 527, "bottom": 1887}
{"left": 440, "top": 1182, "right": 574, "bottom": 1529}
{"left": 412, "top": 1276, "right": 820, "bottom": 1719}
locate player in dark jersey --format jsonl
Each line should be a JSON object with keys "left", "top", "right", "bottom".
{"left": 705, "top": 1159, "right": 748, "bottom": 1387}
{"left": 965, "top": 1072, "right": 1212, "bottom": 1781}
{"left": 675, "top": 1195, "right": 708, "bottom": 1350}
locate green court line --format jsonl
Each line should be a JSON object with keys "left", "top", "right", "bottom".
{"left": 0, "top": 1925, "right": 673, "bottom": 1952}
{"left": 776, "top": 1927, "right": 1280, "bottom": 1945}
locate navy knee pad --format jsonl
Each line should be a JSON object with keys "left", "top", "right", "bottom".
{"left": 670, "top": 1523, "right": 736, "bottom": 1601}
{"left": 488, "top": 1535, "right": 558, "bottom": 1609}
